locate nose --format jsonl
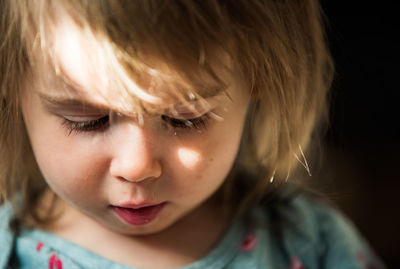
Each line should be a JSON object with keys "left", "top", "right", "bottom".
{"left": 109, "top": 122, "right": 162, "bottom": 183}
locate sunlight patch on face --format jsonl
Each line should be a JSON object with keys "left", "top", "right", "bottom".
{"left": 177, "top": 148, "right": 202, "bottom": 169}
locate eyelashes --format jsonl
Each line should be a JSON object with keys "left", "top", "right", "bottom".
{"left": 62, "top": 114, "right": 210, "bottom": 135}
{"left": 62, "top": 115, "right": 110, "bottom": 135}
{"left": 161, "top": 114, "right": 209, "bottom": 131}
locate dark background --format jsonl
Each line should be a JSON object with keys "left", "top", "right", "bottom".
{"left": 317, "top": 1, "right": 399, "bottom": 267}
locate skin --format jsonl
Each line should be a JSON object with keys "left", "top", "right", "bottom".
{"left": 21, "top": 15, "right": 250, "bottom": 269}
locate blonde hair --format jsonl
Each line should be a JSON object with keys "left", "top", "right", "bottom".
{"left": 0, "top": 0, "right": 333, "bottom": 228}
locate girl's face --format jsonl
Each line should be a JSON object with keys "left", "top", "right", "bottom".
{"left": 21, "top": 17, "right": 250, "bottom": 236}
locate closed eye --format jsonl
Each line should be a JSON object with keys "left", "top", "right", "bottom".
{"left": 62, "top": 115, "right": 109, "bottom": 135}
{"left": 61, "top": 113, "right": 210, "bottom": 136}
{"left": 161, "top": 114, "right": 209, "bottom": 130}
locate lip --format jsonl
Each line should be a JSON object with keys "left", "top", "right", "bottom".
{"left": 111, "top": 202, "right": 167, "bottom": 226}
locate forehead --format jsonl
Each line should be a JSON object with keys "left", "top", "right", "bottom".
{"left": 33, "top": 12, "right": 234, "bottom": 114}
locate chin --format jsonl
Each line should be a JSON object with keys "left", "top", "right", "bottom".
{"left": 107, "top": 218, "right": 177, "bottom": 237}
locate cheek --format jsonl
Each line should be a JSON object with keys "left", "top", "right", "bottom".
{"left": 188, "top": 111, "right": 246, "bottom": 192}
{"left": 26, "top": 117, "right": 110, "bottom": 199}
{"left": 35, "top": 143, "right": 110, "bottom": 208}
{"left": 170, "top": 123, "right": 242, "bottom": 199}
{"left": 38, "top": 144, "right": 104, "bottom": 192}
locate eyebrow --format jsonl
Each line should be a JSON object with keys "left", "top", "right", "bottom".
{"left": 38, "top": 92, "right": 109, "bottom": 111}
{"left": 39, "top": 66, "right": 228, "bottom": 114}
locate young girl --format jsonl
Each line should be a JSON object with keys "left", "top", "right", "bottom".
{"left": 0, "top": 0, "right": 386, "bottom": 268}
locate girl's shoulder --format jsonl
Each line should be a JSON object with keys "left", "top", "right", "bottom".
{"left": 0, "top": 203, "right": 15, "bottom": 268}
{"left": 244, "top": 193, "right": 387, "bottom": 268}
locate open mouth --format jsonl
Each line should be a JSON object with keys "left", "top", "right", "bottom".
{"left": 111, "top": 202, "right": 167, "bottom": 226}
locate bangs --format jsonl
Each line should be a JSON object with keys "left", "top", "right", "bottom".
{"left": 20, "top": 0, "right": 237, "bottom": 117}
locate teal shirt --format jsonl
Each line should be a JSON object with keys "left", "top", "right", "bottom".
{"left": 0, "top": 196, "right": 386, "bottom": 269}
